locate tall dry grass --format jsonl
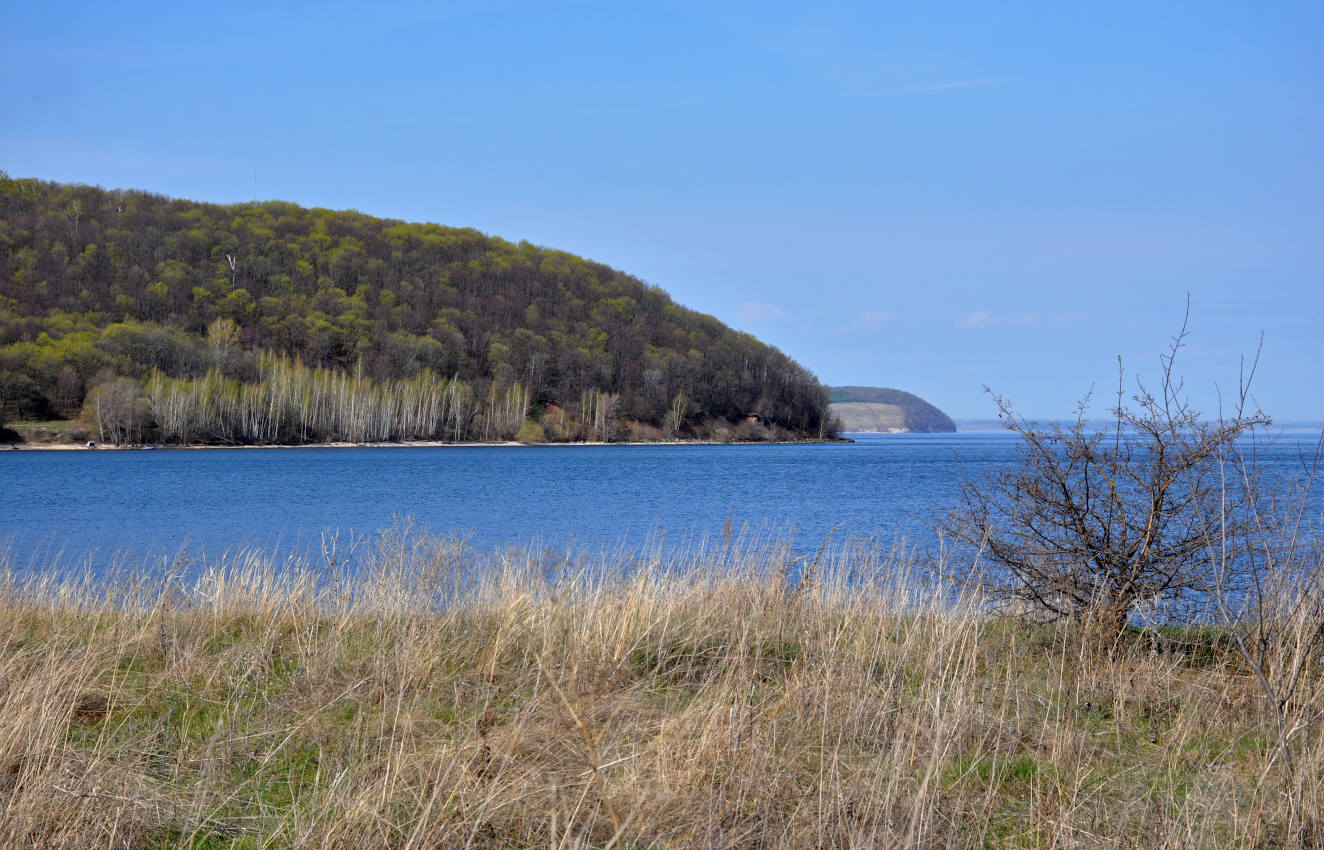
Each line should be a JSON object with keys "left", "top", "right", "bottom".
{"left": 0, "top": 524, "right": 1320, "bottom": 848}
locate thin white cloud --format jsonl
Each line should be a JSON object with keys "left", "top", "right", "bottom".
{"left": 878, "top": 77, "right": 1020, "bottom": 97}
{"left": 736, "top": 301, "right": 785, "bottom": 324}
{"left": 957, "top": 310, "right": 1089, "bottom": 329}
{"left": 680, "top": 76, "right": 1017, "bottom": 108}
{"left": 832, "top": 310, "right": 893, "bottom": 334}
{"left": 0, "top": 138, "right": 224, "bottom": 175}
{"left": 677, "top": 95, "right": 787, "bottom": 106}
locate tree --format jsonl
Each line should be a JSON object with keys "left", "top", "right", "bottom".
{"left": 942, "top": 316, "right": 1269, "bottom": 639}
{"left": 86, "top": 377, "right": 150, "bottom": 445}
{"left": 1202, "top": 382, "right": 1324, "bottom": 793}
{"left": 207, "top": 317, "right": 241, "bottom": 373}
{"left": 0, "top": 176, "right": 835, "bottom": 440}
{"left": 665, "top": 391, "right": 690, "bottom": 439}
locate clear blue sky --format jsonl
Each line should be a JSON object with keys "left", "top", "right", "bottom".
{"left": 4, "top": 1, "right": 1320, "bottom": 421}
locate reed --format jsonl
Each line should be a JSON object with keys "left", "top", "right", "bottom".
{"left": 0, "top": 525, "right": 1319, "bottom": 848}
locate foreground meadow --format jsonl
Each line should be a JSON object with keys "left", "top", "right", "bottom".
{"left": 0, "top": 527, "right": 1320, "bottom": 849}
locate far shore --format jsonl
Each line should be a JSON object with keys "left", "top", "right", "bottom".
{"left": 7, "top": 436, "right": 850, "bottom": 451}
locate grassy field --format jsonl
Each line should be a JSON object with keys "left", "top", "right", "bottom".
{"left": 1, "top": 527, "right": 1320, "bottom": 848}
{"left": 3, "top": 418, "right": 91, "bottom": 445}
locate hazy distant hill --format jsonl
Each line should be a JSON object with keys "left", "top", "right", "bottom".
{"left": 0, "top": 174, "right": 833, "bottom": 443}
{"left": 828, "top": 386, "right": 956, "bottom": 433}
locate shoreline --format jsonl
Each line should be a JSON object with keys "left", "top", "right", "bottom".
{"left": 6, "top": 437, "right": 851, "bottom": 452}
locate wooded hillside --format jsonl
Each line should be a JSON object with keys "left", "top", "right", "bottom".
{"left": 0, "top": 174, "right": 833, "bottom": 443}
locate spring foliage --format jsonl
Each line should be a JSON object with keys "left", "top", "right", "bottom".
{"left": 0, "top": 174, "right": 833, "bottom": 440}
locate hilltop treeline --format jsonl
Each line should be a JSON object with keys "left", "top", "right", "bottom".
{"left": 0, "top": 174, "right": 833, "bottom": 442}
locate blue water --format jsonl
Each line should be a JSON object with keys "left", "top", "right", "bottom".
{"left": 1, "top": 432, "right": 1318, "bottom": 570}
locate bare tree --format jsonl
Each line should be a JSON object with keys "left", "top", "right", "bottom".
{"left": 665, "top": 391, "right": 689, "bottom": 439}
{"left": 88, "top": 378, "right": 150, "bottom": 445}
{"left": 942, "top": 314, "right": 1268, "bottom": 639}
{"left": 207, "top": 317, "right": 241, "bottom": 374}
{"left": 1202, "top": 374, "right": 1324, "bottom": 801}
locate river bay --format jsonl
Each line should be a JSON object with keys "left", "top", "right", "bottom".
{"left": 1, "top": 432, "right": 1318, "bottom": 572}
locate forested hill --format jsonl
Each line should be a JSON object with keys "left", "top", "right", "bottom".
{"left": 828, "top": 386, "right": 956, "bottom": 433}
{"left": 0, "top": 174, "right": 833, "bottom": 443}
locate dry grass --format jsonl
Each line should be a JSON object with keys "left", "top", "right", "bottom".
{"left": 0, "top": 525, "right": 1320, "bottom": 849}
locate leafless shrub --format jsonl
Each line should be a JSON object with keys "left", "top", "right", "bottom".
{"left": 1202, "top": 378, "right": 1324, "bottom": 832}
{"left": 942, "top": 312, "right": 1269, "bottom": 640}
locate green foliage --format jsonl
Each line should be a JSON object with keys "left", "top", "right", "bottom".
{"left": 514, "top": 419, "right": 546, "bottom": 443}
{"left": 0, "top": 177, "right": 833, "bottom": 439}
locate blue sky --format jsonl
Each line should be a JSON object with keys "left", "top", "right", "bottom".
{"left": 3, "top": 1, "right": 1320, "bottom": 420}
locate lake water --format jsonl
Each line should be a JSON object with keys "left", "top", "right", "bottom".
{"left": 1, "top": 432, "right": 1318, "bottom": 572}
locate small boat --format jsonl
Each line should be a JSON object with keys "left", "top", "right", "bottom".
{"left": 141, "top": 444, "right": 157, "bottom": 450}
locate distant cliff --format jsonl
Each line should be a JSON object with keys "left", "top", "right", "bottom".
{"left": 828, "top": 387, "right": 956, "bottom": 433}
